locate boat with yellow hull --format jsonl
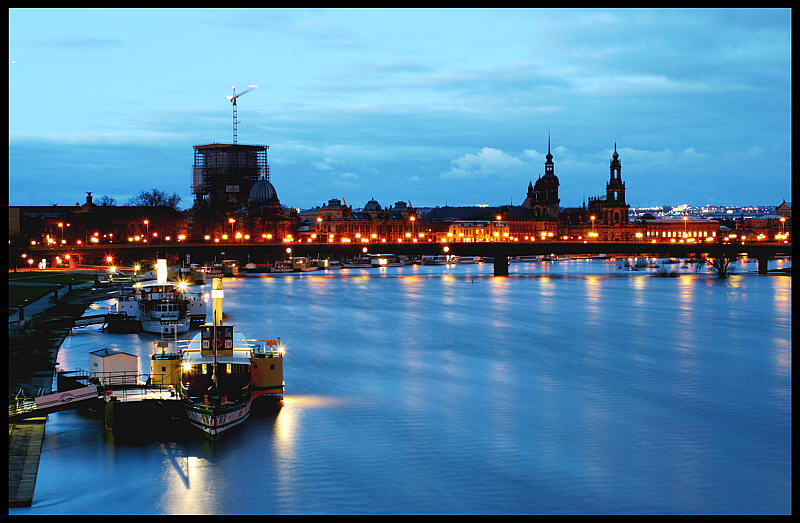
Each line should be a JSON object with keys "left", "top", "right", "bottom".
{"left": 150, "top": 277, "right": 284, "bottom": 441}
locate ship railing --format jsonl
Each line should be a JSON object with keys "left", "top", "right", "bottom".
{"left": 10, "top": 387, "right": 41, "bottom": 416}
{"left": 160, "top": 323, "right": 180, "bottom": 340}
{"left": 246, "top": 338, "right": 283, "bottom": 354}
{"left": 92, "top": 371, "right": 176, "bottom": 402}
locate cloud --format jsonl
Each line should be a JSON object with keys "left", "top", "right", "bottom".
{"left": 313, "top": 161, "right": 334, "bottom": 171}
{"left": 440, "top": 147, "right": 527, "bottom": 179}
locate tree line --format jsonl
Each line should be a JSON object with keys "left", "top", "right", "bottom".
{"left": 93, "top": 188, "right": 182, "bottom": 210}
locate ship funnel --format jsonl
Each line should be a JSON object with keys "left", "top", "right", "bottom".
{"left": 156, "top": 259, "right": 168, "bottom": 285}
{"left": 212, "top": 277, "right": 223, "bottom": 326}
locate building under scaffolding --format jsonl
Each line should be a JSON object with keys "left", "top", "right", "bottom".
{"left": 191, "top": 143, "right": 270, "bottom": 207}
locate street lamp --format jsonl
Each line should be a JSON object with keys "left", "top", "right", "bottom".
{"left": 57, "top": 222, "right": 64, "bottom": 243}
{"left": 683, "top": 215, "right": 688, "bottom": 237}
{"left": 144, "top": 219, "right": 149, "bottom": 238}
{"left": 780, "top": 216, "right": 786, "bottom": 234}
{"left": 229, "top": 218, "right": 236, "bottom": 239}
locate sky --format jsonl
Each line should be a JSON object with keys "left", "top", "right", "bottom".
{"left": 9, "top": 8, "right": 792, "bottom": 210}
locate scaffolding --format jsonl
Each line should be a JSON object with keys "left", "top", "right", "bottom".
{"left": 192, "top": 143, "right": 269, "bottom": 204}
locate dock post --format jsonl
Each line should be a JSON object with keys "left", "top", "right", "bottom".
{"left": 493, "top": 254, "right": 509, "bottom": 276}
{"left": 104, "top": 398, "right": 115, "bottom": 432}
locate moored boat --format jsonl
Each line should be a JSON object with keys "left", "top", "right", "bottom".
{"left": 202, "top": 264, "right": 227, "bottom": 279}
{"left": 269, "top": 257, "right": 318, "bottom": 273}
{"left": 454, "top": 256, "right": 482, "bottom": 264}
{"left": 116, "top": 259, "right": 207, "bottom": 334}
{"left": 421, "top": 255, "right": 454, "bottom": 265}
{"left": 342, "top": 256, "right": 373, "bottom": 268}
{"left": 152, "top": 277, "right": 285, "bottom": 441}
{"left": 368, "top": 253, "right": 410, "bottom": 267}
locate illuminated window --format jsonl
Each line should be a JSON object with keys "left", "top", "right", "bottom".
{"left": 226, "top": 364, "right": 232, "bottom": 374}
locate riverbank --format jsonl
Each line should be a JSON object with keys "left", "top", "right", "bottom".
{"left": 9, "top": 417, "right": 47, "bottom": 508}
{"left": 8, "top": 272, "right": 129, "bottom": 398}
{"left": 7, "top": 279, "right": 101, "bottom": 509}
{"left": 7, "top": 267, "right": 187, "bottom": 508}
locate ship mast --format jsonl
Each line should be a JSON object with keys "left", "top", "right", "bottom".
{"left": 211, "top": 278, "right": 224, "bottom": 392}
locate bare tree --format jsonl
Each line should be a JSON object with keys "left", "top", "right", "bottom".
{"left": 697, "top": 252, "right": 739, "bottom": 279}
{"left": 127, "top": 188, "right": 181, "bottom": 209}
{"left": 95, "top": 195, "right": 116, "bottom": 206}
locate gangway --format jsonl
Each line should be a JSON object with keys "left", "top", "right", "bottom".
{"left": 72, "top": 312, "right": 129, "bottom": 328}
{"left": 9, "top": 385, "right": 99, "bottom": 422}
{"left": 10, "top": 369, "right": 179, "bottom": 422}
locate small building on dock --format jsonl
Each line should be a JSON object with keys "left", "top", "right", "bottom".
{"left": 89, "top": 348, "right": 139, "bottom": 385}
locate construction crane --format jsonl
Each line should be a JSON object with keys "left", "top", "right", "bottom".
{"left": 227, "top": 84, "right": 258, "bottom": 144}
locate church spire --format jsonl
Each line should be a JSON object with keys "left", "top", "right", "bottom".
{"left": 544, "top": 132, "right": 554, "bottom": 175}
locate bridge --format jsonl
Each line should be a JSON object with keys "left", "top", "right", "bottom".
{"left": 21, "top": 241, "right": 791, "bottom": 276}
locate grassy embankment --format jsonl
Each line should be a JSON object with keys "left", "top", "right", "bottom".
{"left": 9, "top": 271, "right": 97, "bottom": 314}
{"left": 8, "top": 271, "right": 98, "bottom": 400}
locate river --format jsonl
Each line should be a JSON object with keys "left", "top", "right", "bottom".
{"left": 9, "top": 257, "right": 791, "bottom": 514}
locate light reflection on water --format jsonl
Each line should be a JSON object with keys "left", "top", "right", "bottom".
{"left": 12, "top": 259, "right": 791, "bottom": 514}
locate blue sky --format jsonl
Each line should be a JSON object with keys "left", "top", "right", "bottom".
{"left": 9, "top": 8, "right": 791, "bottom": 210}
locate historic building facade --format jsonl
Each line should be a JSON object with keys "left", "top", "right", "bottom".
{"left": 587, "top": 144, "right": 629, "bottom": 228}
{"left": 522, "top": 137, "right": 560, "bottom": 219}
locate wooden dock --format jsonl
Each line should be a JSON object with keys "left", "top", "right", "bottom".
{"left": 8, "top": 417, "right": 47, "bottom": 508}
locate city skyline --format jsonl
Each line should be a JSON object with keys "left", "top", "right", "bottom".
{"left": 9, "top": 8, "right": 791, "bottom": 209}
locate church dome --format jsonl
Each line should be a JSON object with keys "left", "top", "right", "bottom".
{"left": 248, "top": 178, "right": 278, "bottom": 203}
{"left": 364, "top": 198, "right": 382, "bottom": 211}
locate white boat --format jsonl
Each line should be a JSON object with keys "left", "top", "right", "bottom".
{"left": 116, "top": 259, "right": 207, "bottom": 334}
{"left": 269, "top": 257, "right": 318, "bottom": 273}
{"left": 368, "top": 254, "right": 410, "bottom": 267}
{"left": 153, "top": 278, "right": 285, "bottom": 441}
{"left": 342, "top": 256, "right": 374, "bottom": 268}
{"left": 510, "top": 255, "right": 542, "bottom": 263}
{"left": 421, "top": 255, "right": 454, "bottom": 265}
{"left": 454, "top": 256, "right": 482, "bottom": 264}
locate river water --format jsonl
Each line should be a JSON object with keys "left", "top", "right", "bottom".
{"left": 10, "top": 257, "right": 791, "bottom": 514}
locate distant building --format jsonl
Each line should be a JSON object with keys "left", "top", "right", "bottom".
{"left": 445, "top": 220, "right": 510, "bottom": 242}
{"left": 188, "top": 143, "right": 300, "bottom": 240}
{"left": 9, "top": 192, "right": 187, "bottom": 252}
{"left": 522, "top": 136, "right": 560, "bottom": 219}
{"left": 587, "top": 144, "right": 629, "bottom": 227}
{"left": 296, "top": 198, "right": 419, "bottom": 243}
{"left": 776, "top": 200, "right": 791, "bottom": 218}
{"left": 191, "top": 143, "right": 269, "bottom": 209}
